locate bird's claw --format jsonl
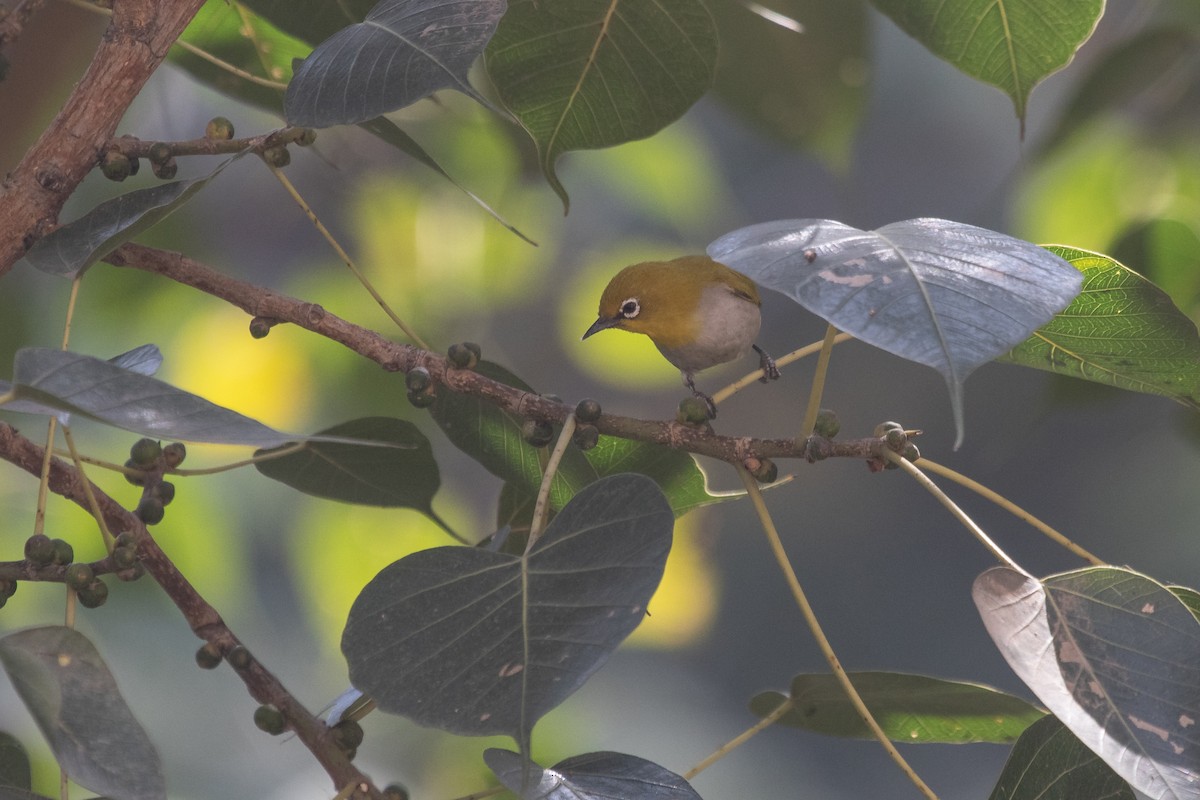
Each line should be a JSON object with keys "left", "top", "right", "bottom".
{"left": 754, "top": 345, "right": 781, "bottom": 383}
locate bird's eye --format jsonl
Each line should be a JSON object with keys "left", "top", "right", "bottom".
{"left": 620, "top": 298, "right": 640, "bottom": 319}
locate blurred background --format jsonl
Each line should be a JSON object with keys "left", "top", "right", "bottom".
{"left": 1, "top": 0, "right": 1199, "bottom": 798}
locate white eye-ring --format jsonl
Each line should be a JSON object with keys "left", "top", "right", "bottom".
{"left": 620, "top": 298, "right": 640, "bottom": 319}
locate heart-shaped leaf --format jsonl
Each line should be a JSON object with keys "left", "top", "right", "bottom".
{"left": 20, "top": 155, "right": 242, "bottom": 279}
{"left": 484, "top": 0, "right": 718, "bottom": 213}
{"left": 342, "top": 474, "right": 672, "bottom": 739}
{"left": 284, "top": 0, "right": 506, "bottom": 128}
{"left": 990, "top": 714, "right": 1136, "bottom": 800}
{"left": 484, "top": 749, "right": 701, "bottom": 800}
{"left": 1000, "top": 246, "right": 1200, "bottom": 409}
{"left": 708, "top": 218, "right": 1083, "bottom": 446}
{"left": 974, "top": 565, "right": 1200, "bottom": 800}
{"left": 0, "top": 627, "right": 165, "bottom": 800}
{"left": 2, "top": 347, "right": 296, "bottom": 447}
{"left": 869, "top": 0, "right": 1104, "bottom": 134}
{"left": 750, "top": 671, "right": 1044, "bottom": 743}
{"left": 254, "top": 416, "right": 454, "bottom": 534}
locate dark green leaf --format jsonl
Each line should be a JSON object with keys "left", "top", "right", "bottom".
{"left": 19, "top": 155, "right": 242, "bottom": 279}
{"left": 0, "top": 733, "right": 30, "bottom": 790}
{"left": 1000, "top": 246, "right": 1200, "bottom": 410}
{"left": 485, "top": 749, "right": 701, "bottom": 800}
{"left": 431, "top": 360, "right": 593, "bottom": 512}
{"left": 254, "top": 417, "right": 453, "bottom": 532}
{"left": 870, "top": 0, "right": 1104, "bottom": 134}
{"left": 284, "top": 0, "right": 505, "bottom": 128}
{"left": 711, "top": 0, "right": 867, "bottom": 168}
{"left": 1170, "top": 586, "right": 1200, "bottom": 623}
{"left": 172, "top": 2, "right": 302, "bottom": 113}
{"left": 578, "top": 436, "right": 730, "bottom": 517}
{"left": 974, "top": 565, "right": 1200, "bottom": 800}
{"left": 484, "top": 0, "right": 718, "bottom": 212}
{"left": 342, "top": 474, "right": 673, "bottom": 739}
{"left": 4, "top": 347, "right": 297, "bottom": 446}
{"left": 0, "top": 627, "right": 165, "bottom": 800}
{"left": 989, "top": 715, "right": 1136, "bottom": 800}
{"left": 750, "top": 671, "right": 1044, "bottom": 743}
{"left": 709, "top": 218, "right": 1083, "bottom": 446}
{"left": 0, "top": 789, "right": 53, "bottom": 800}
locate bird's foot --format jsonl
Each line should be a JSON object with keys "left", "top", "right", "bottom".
{"left": 685, "top": 373, "right": 718, "bottom": 419}
{"left": 754, "top": 345, "right": 781, "bottom": 383}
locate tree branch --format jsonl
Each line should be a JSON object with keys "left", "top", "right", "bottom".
{"left": 105, "top": 242, "right": 895, "bottom": 465}
{"left": 0, "top": 0, "right": 207, "bottom": 278}
{"left": 0, "top": 422, "right": 384, "bottom": 800}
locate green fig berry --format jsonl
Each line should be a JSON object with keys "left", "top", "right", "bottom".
{"left": 114, "top": 531, "right": 137, "bottom": 550}
{"left": 676, "top": 396, "right": 710, "bottom": 425}
{"left": 382, "top": 784, "right": 410, "bottom": 800}
{"left": 227, "top": 645, "right": 251, "bottom": 669}
{"left": 744, "top": 456, "right": 779, "bottom": 484}
{"left": 116, "top": 563, "right": 145, "bottom": 582}
{"left": 50, "top": 539, "right": 74, "bottom": 566}
{"left": 254, "top": 704, "right": 286, "bottom": 735}
{"left": 332, "top": 719, "right": 364, "bottom": 751}
{"left": 195, "top": 642, "right": 222, "bottom": 670}
{"left": 77, "top": 578, "right": 108, "bottom": 608}
{"left": 205, "top": 116, "right": 235, "bottom": 140}
{"left": 521, "top": 419, "right": 554, "bottom": 448}
{"left": 151, "top": 156, "right": 177, "bottom": 180}
{"left": 261, "top": 145, "right": 290, "bottom": 168}
{"left": 152, "top": 481, "right": 176, "bottom": 506}
{"left": 447, "top": 342, "right": 478, "bottom": 369}
{"left": 903, "top": 442, "right": 921, "bottom": 462}
{"left": 0, "top": 579, "right": 16, "bottom": 599}
{"left": 127, "top": 156, "right": 140, "bottom": 176}
{"left": 162, "top": 442, "right": 187, "bottom": 468}
{"left": 136, "top": 497, "right": 165, "bottom": 525}
{"left": 873, "top": 421, "right": 904, "bottom": 438}
{"left": 572, "top": 423, "right": 599, "bottom": 451}
{"left": 24, "top": 534, "right": 54, "bottom": 565}
{"left": 112, "top": 545, "right": 138, "bottom": 569}
{"left": 148, "top": 141, "right": 172, "bottom": 164}
{"left": 130, "top": 438, "right": 163, "bottom": 467}
{"left": 65, "top": 562, "right": 94, "bottom": 591}
{"left": 884, "top": 427, "right": 908, "bottom": 450}
{"left": 248, "top": 317, "right": 273, "bottom": 339}
{"left": 407, "top": 388, "right": 436, "bottom": 409}
{"left": 100, "top": 150, "right": 131, "bottom": 182}
{"left": 813, "top": 408, "right": 840, "bottom": 438}
{"left": 123, "top": 459, "right": 146, "bottom": 486}
{"left": 295, "top": 128, "right": 317, "bottom": 147}
{"left": 405, "top": 367, "right": 432, "bottom": 393}
{"left": 574, "top": 398, "right": 602, "bottom": 423}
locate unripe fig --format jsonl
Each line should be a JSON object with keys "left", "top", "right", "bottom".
{"left": 151, "top": 157, "right": 177, "bottom": 180}
{"left": 205, "top": 116, "right": 235, "bottom": 140}
{"left": 261, "top": 145, "right": 290, "bottom": 168}
{"left": 447, "top": 342, "right": 479, "bottom": 369}
{"left": 162, "top": 442, "right": 187, "bottom": 468}
{"left": 77, "top": 578, "right": 108, "bottom": 608}
{"left": 574, "top": 398, "right": 602, "bottom": 423}
{"left": 382, "top": 784, "right": 409, "bottom": 800}
{"left": 136, "top": 497, "right": 165, "bottom": 525}
{"left": 407, "top": 389, "right": 436, "bottom": 409}
{"left": 521, "top": 419, "right": 553, "bottom": 448}
{"left": 227, "top": 645, "right": 251, "bottom": 669}
{"left": 100, "top": 150, "right": 131, "bottom": 182}
{"left": 332, "top": 719, "right": 364, "bottom": 751}
{"left": 405, "top": 367, "right": 432, "bottom": 393}
{"left": 884, "top": 427, "right": 908, "bottom": 449}
{"left": 130, "top": 438, "right": 162, "bottom": 467}
{"left": 676, "top": 396, "right": 710, "bottom": 425}
{"left": 873, "top": 421, "right": 904, "bottom": 438}
{"left": 152, "top": 481, "right": 176, "bottom": 506}
{"left": 195, "top": 642, "right": 222, "bottom": 670}
{"left": 24, "top": 534, "right": 54, "bottom": 565}
{"left": 254, "top": 704, "right": 286, "bottom": 735}
{"left": 295, "top": 128, "right": 317, "bottom": 147}
{"left": 572, "top": 423, "right": 599, "bottom": 451}
{"left": 148, "top": 142, "right": 172, "bottom": 164}
{"left": 123, "top": 459, "right": 146, "bottom": 486}
{"left": 112, "top": 545, "right": 138, "bottom": 569}
{"left": 0, "top": 579, "right": 16, "bottom": 599}
{"left": 65, "top": 562, "right": 94, "bottom": 591}
{"left": 50, "top": 539, "right": 74, "bottom": 566}
{"left": 813, "top": 408, "right": 840, "bottom": 438}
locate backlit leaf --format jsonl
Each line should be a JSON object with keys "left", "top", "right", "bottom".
{"left": 990, "top": 715, "right": 1136, "bottom": 800}
{"left": 974, "top": 565, "right": 1200, "bottom": 799}
{"left": 485, "top": 749, "right": 701, "bottom": 800}
{"left": 284, "top": 0, "right": 506, "bottom": 128}
{"left": 750, "top": 671, "right": 1044, "bottom": 743}
{"left": 0, "top": 732, "right": 30, "bottom": 790}
{"left": 1000, "top": 246, "right": 1200, "bottom": 410}
{"left": 342, "top": 475, "right": 672, "bottom": 739}
{"left": 709, "top": 218, "right": 1082, "bottom": 446}
{"left": 870, "top": 0, "right": 1103, "bottom": 134}
{"left": 484, "top": 0, "right": 718, "bottom": 212}
{"left": 0, "top": 627, "right": 165, "bottom": 800}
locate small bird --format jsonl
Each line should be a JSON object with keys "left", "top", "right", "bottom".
{"left": 582, "top": 255, "right": 780, "bottom": 417}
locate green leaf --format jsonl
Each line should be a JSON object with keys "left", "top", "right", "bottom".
{"left": 870, "top": 0, "right": 1104, "bottom": 134}
{"left": 485, "top": 749, "right": 701, "bottom": 800}
{"left": 710, "top": 0, "right": 868, "bottom": 169}
{"left": 172, "top": 2, "right": 303, "bottom": 113}
{"left": 974, "top": 565, "right": 1200, "bottom": 800}
{"left": 254, "top": 417, "right": 454, "bottom": 534}
{"left": 342, "top": 474, "right": 672, "bottom": 739}
{"left": 237, "top": 0, "right": 375, "bottom": 46}
{"left": 990, "top": 715, "right": 1136, "bottom": 800}
{"left": 709, "top": 218, "right": 1083, "bottom": 447}
{"left": 2, "top": 347, "right": 297, "bottom": 447}
{"left": 0, "top": 733, "right": 30, "bottom": 790}
{"left": 577, "top": 436, "right": 730, "bottom": 517}
{"left": 750, "top": 672, "right": 1045, "bottom": 744}
{"left": 484, "top": 0, "right": 718, "bottom": 213}
{"left": 284, "top": 0, "right": 506, "bottom": 128}
{"left": 1169, "top": 586, "right": 1200, "bottom": 624}
{"left": 18, "top": 155, "right": 242, "bottom": 279}
{"left": 0, "top": 627, "right": 165, "bottom": 800}
{"left": 1000, "top": 246, "right": 1200, "bottom": 409}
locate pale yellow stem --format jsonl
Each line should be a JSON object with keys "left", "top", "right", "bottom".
{"left": 683, "top": 695, "right": 794, "bottom": 780}
{"left": 526, "top": 415, "right": 578, "bottom": 551}
{"left": 711, "top": 332, "right": 854, "bottom": 407}
{"left": 799, "top": 324, "right": 840, "bottom": 436}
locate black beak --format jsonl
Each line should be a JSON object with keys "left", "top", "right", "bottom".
{"left": 582, "top": 316, "right": 621, "bottom": 340}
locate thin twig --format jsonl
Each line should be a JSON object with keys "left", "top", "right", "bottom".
{"left": 712, "top": 332, "right": 854, "bottom": 407}
{"left": 882, "top": 451, "right": 1020, "bottom": 569}
{"left": 736, "top": 465, "right": 941, "bottom": 800}
{"left": 918, "top": 458, "right": 1105, "bottom": 565}
{"left": 683, "top": 695, "right": 794, "bottom": 780}
{"left": 800, "top": 323, "right": 840, "bottom": 436}
{"left": 526, "top": 414, "right": 578, "bottom": 550}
